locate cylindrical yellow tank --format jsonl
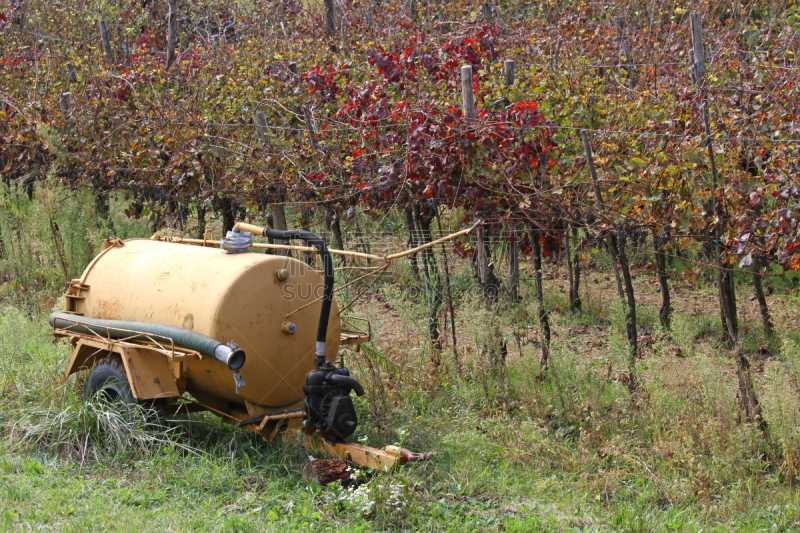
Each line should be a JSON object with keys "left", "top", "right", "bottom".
{"left": 74, "top": 239, "right": 340, "bottom": 409}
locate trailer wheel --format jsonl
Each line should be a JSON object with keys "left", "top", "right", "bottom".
{"left": 83, "top": 355, "right": 136, "bottom": 408}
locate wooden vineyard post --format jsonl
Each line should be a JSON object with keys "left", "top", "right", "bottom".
{"left": 690, "top": 12, "right": 736, "bottom": 343}
{"left": 690, "top": 12, "right": 765, "bottom": 432}
{"left": 461, "top": 63, "right": 477, "bottom": 280}
{"left": 67, "top": 62, "right": 77, "bottom": 83}
{"left": 690, "top": 13, "right": 706, "bottom": 81}
{"left": 461, "top": 65, "right": 475, "bottom": 120}
{"left": 690, "top": 14, "right": 717, "bottom": 204}
{"left": 503, "top": 59, "right": 515, "bottom": 86}
{"left": 482, "top": 3, "right": 492, "bottom": 22}
{"left": 581, "top": 129, "right": 637, "bottom": 388}
{"left": 253, "top": 110, "right": 289, "bottom": 256}
{"left": 60, "top": 92, "right": 71, "bottom": 122}
{"left": 614, "top": 17, "right": 636, "bottom": 88}
{"left": 581, "top": 130, "right": 624, "bottom": 300}
{"left": 270, "top": 202, "right": 290, "bottom": 256}
{"left": 368, "top": 2, "right": 377, "bottom": 29}
{"left": 253, "top": 111, "right": 268, "bottom": 136}
{"left": 48, "top": 216, "right": 70, "bottom": 282}
{"left": 99, "top": 20, "right": 114, "bottom": 66}
{"left": 301, "top": 106, "right": 321, "bottom": 265}
{"left": 324, "top": 0, "right": 335, "bottom": 36}
{"left": 503, "top": 59, "right": 520, "bottom": 301}
{"left": 166, "top": 0, "right": 178, "bottom": 69}
{"left": 482, "top": 3, "right": 495, "bottom": 61}
{"left": 462, "top": 64, "right": 496, "bottom": 302}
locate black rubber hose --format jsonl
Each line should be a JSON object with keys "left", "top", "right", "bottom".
{"left": 48, "top": 312, "right": 246, "bottom": 370}
{"left": 328, "top": 374, "right": 365, "bottom": 396}
{"left": 257, "top": 227, "right": 334, "bottom": 368}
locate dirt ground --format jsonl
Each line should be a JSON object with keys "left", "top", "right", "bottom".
{"left": 348, "top": 251, "right": 799, "bottom": 381}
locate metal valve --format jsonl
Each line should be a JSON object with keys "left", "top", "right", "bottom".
{"left": 233, "top": 371, "right": 246, "bottom": 394}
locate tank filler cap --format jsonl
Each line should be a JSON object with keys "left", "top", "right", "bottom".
{"left": 282, "top": 321, "right": 297, "bottom": 334}
{"left": 221, "top": 229, "right": 252, "bottom": 254}
{"left": 275, "top": 269, "right": 290, "bottom": 282}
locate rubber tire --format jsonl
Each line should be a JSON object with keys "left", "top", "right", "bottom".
{"left": 83, "top": 356, "right": 137, "bottom": 408}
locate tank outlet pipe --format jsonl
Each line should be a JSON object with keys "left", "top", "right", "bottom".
{"left": 235, "top": 222, "right": 333, "bottom": 369}
{"left": 49, "top": 312, "right": 246, "bottom": 371}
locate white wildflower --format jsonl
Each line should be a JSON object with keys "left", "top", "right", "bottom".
{"left": 385, "top": 481, "right": 406, "bottom": 508}
{"left": 338, "top": 484, "right": 375, "bottom": 515}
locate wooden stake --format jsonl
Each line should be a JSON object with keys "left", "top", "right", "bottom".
{"left": 324, "top": 0, "right": 335, "bottom": 36}
{"left": 460, "top": 65, "right": 475, "bottom": 120}
{"left": 99, "top": 20, "right": 114, "bottom": 65}
{"left": 60, "top": 92, "right": 71, "bottom": 120}
{"left": 690, "top": 11, "right": 762, "bottom": 430}
{"left": 581, "top": 130, "right": 624, "bottom": 299}
{"left": 582, "top": 128, "right": 635, "bottom": 385}
{"left": 253, "top": 110, "right": 289, "bottom": 256}
{"left": 504, "top": 60, "right": 520, "bottom": 301}
{"left": 503, "top": 59, "right": 515, "bottom": 86}
{"left": 253, "top": 111, "right": 268, "bottom": 137}
{"left": 166, "top": 0, "right": 178, "bottom": 69}
{"left": 691, "top": 13, "right": 730, "bottom": 337}
{"left": 482, "top": 3, "right": 492, "bottom": 22}
{"left": 614, "top": 17, "right": 636, "bottom": 88}
{"left": 270, "top": 204, "right": 290, "bottom": 256}
{"left": 690, "top": 12, "right": 706, "bottom": 81}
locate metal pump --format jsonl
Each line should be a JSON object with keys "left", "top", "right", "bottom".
{"left": 303, "top": 360, "right": 364, "bottom": 441}
{"left": 245, "top": 224, "right": 366, "bottom": 441}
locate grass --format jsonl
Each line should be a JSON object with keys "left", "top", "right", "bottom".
{"left": 2, "top": 195, "right": 800, "bottom": 531}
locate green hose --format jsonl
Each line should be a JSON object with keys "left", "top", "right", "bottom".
{"left": 49, "top": 312, "right": 245, "bottom": 370}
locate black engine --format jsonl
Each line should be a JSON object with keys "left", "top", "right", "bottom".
{"left": 303, "top": 360, "right": 364, "bottom": 442}
{"left": 259, "top": 225, "right": 366, "bottom": 443}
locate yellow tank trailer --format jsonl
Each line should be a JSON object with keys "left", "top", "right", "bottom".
{"left": 50, "top": 222, "right": 444, "bottom": 470}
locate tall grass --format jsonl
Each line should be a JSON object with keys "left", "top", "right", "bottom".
{"left": 7, "top": 398, "right": 195, "bottom": 463}
{"left": 0, "top": 181, "right": 151, "bottom": 311}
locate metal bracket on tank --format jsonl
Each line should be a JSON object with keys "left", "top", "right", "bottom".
{"left": 233, "top": 370, "right": 246, "bottom": 394}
